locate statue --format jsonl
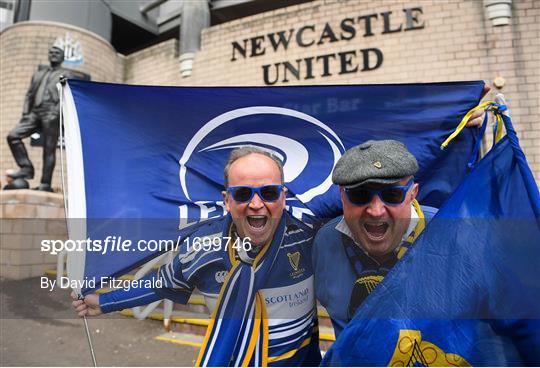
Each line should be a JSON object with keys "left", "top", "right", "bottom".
{"left": 5, "top": 41, "right": 90, "bottom": 192}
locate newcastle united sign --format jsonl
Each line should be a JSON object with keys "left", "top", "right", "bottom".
{"left": 230, "top": 7, "right": 425, "bottom": 85}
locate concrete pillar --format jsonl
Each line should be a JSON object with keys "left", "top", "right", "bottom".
{"left": 179, "top": 0, "right": 210, "bottom": 77}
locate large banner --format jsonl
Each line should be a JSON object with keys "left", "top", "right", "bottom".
{"left": 62, "top": 80, "right": 485, "bottom": 293}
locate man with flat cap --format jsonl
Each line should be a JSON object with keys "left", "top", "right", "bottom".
{"left": 312, "top": 139, "right": 437, "bottom": 337}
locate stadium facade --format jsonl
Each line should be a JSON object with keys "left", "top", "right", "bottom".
{"left": 0, "top": 0, "right": 538, "bottom": 188}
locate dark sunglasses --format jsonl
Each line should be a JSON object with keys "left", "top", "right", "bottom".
{"left": 227, "top": 185, "right": 284, "bottom": 203}
{"left": 344, "top": 179, "right": 414, "bottom": 206}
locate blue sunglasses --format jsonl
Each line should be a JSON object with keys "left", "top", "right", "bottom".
{"left": 227, "top": 185, "right": 284, "bottom": 203}
{"left": 344, "top": 179, "right": 414, "bottom": 206}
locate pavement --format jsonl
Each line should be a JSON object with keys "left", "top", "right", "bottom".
{"left": 0, "top": 277, "right": 198, "bottom": 366}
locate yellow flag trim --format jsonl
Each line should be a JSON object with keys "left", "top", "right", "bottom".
{"left": 440, "top": 101, "right": 494, "bottom": 150}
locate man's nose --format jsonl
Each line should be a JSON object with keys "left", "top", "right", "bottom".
{"left": 365, "top": 194, "right": 386, "bottom": 217}
{"left": 248, "top": 193, "right": 264, "bottom": 210}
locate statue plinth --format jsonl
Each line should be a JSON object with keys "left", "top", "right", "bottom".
{"left": 1, "top": 190, "right": 66, "bottom": 279}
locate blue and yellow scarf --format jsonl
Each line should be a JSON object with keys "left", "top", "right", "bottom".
{"left": 196, "top": 214, "right": 286, "bottom": 367}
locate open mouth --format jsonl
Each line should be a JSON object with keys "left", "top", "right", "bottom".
{"left": 363, "top": 222, "right": 389, "bottom": 239}
{"left": 247, "top": 215, "right": 268, "bottom": 230}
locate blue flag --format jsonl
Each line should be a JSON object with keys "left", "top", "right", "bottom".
{"left": 321, "top": 108, "right": 540, "bottom": 366}
{"left": 61, "top": 81, "right": 485, "bottom": 294}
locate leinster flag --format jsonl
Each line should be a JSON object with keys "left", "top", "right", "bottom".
{"left": 321, "top": 102, "right": 540, "bottom": 366}
{"left": 61, "top": 81, "right": 485, "bottom": 294}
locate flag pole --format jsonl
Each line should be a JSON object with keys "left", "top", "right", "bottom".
{"left": 58, "top": 77, "right": 98, "bottom": 367}
{"left": 81, "top": 298, "right": 98, "bottom": 367}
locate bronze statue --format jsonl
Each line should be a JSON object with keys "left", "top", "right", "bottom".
{"left": 5, "top": 43, "right": 90, "bottom": 191}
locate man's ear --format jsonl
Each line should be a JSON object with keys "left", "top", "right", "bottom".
{"left": 339, "top": 187, "right": 347, "bottom": 203}
{"left": 410, "top": 183, "right": 419, "bottom": 201}
{"left": 222, "top": 191, "right": 231, "bottom": 212}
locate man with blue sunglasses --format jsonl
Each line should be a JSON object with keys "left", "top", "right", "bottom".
{"left": 73, "top": 147, "right": 322, "bottom": 366}
{"left": 312, "top": 140, "right": 438, "bottom": 337}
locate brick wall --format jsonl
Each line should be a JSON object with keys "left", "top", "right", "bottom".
{"left": 124, "top": 39, "right": 180, "bottom": 86}
{"left": 0, "top": 21, "right": 123, "bottom": 191}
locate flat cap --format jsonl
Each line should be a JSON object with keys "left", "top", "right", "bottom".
{"left": 332, "top": 140, "right": 418, "bottom": 187}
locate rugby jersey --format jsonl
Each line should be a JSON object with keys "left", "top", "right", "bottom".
{"left": 100, "top": 212, "right": 321, "bottom": 366}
